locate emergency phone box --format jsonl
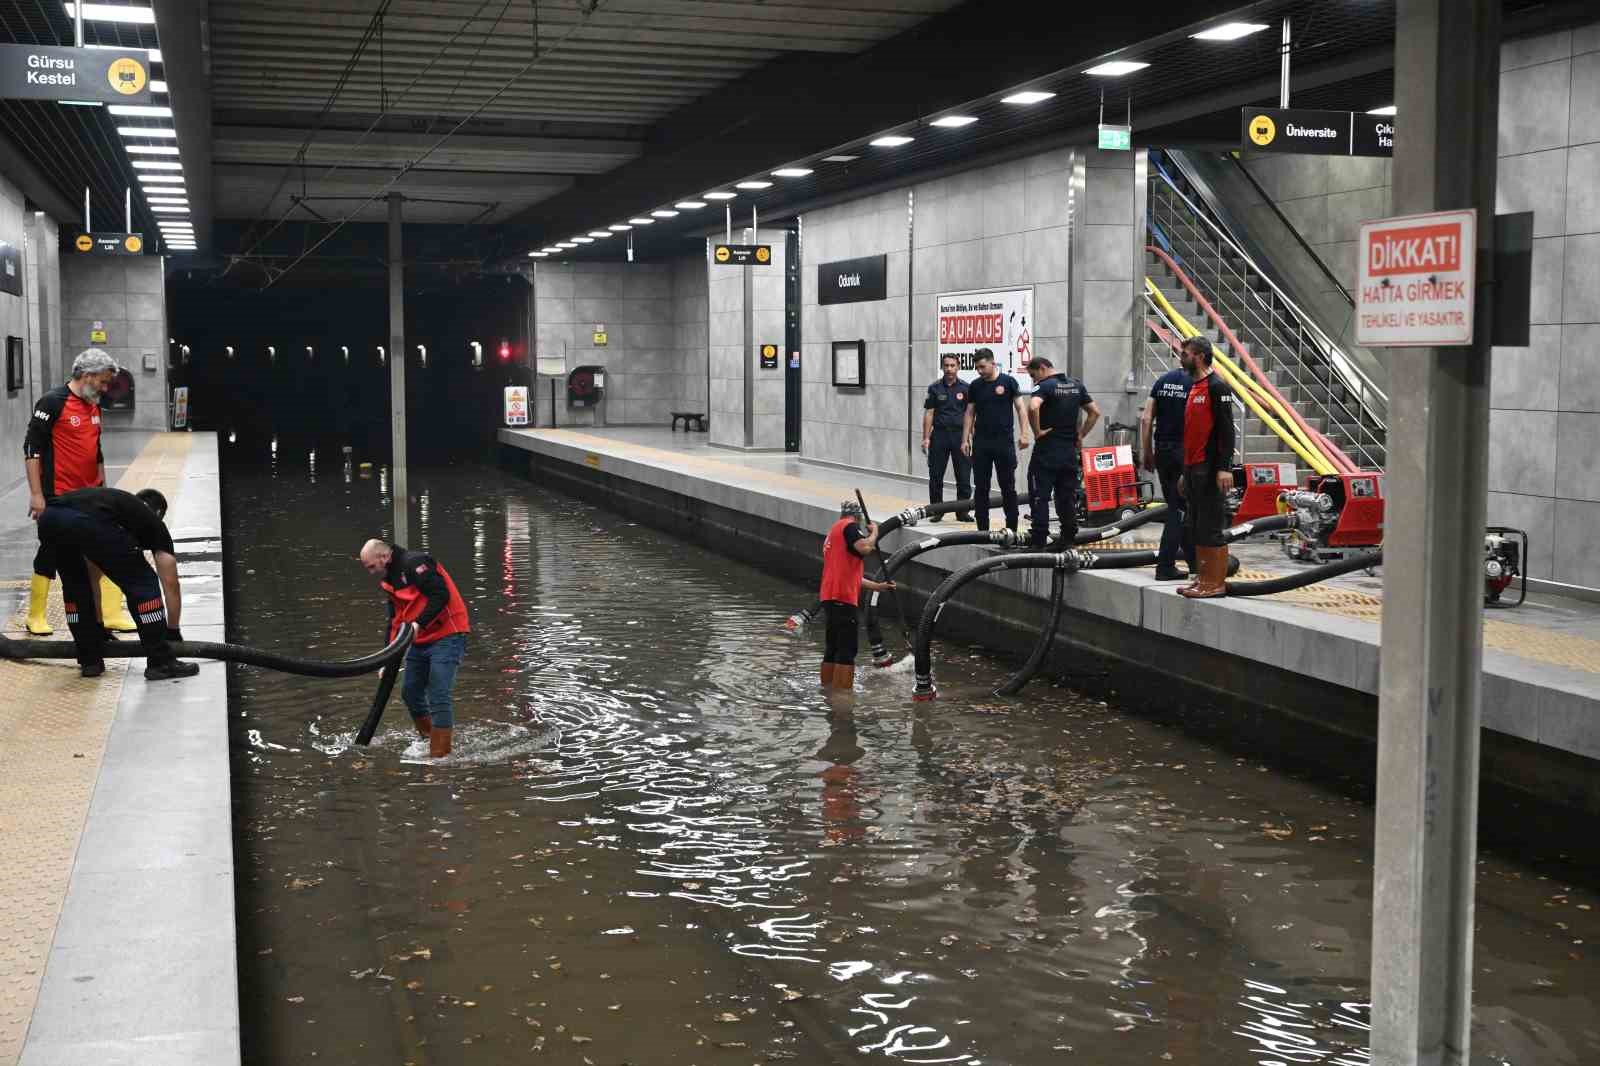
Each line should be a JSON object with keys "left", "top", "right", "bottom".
{"left": 1237, "top": 462, "right": 1299, "bottom": 523}
{"left": 1080, "top": 445, "right": 1145, "bottom": 517}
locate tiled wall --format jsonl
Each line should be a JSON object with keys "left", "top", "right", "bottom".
{"left": 709, "top": 231, "right": 787, "bottom": 449}
{"left": 0, "top": 173, "right": 36, "bottom": 484}
{"left": 672, "top": 256, "right": 708, "bottom": 413}
{"left": 60, "top": 254, "right": 168, "bottom": 432}
{"left": 25, "top": 212, "right": 61, "bottom": 390}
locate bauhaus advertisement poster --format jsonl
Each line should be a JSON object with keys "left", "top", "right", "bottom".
{"left": 936, "top": 287, "right": 1034, "bottom": 378}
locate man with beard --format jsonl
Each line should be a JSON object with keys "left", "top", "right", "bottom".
{"left": 1176, "top": 336, "right": 1237, "bottom": 598}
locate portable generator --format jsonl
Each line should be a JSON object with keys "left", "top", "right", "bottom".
{"left": 1234, "top": 462, "right": 1301, "bottom": 524}
{"left": 1078, "top": 444, "right": 1152, "bottom": 522}
{"left": 1280, "top": 472, "right": 1385, "bottom": 563}
{"left": 1484, "top": 527, "right": 1528, "bottom": 607}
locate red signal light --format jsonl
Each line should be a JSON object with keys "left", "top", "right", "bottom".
{"left": 498, "top": 340, "right": 511, "bottom": 361}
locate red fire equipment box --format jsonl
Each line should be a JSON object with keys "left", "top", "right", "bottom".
{"left": 1080, "top": 444, "right": 1150, "bottom": 519}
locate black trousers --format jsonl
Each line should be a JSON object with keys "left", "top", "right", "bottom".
{"left": 33, "top": 540, "right": 57, "bottom": 580}
{"left": 1183, "top": 464, "right": 1228, "bottom": 548}
{"left": 36, "top": 506, "right": 175, "bottom": 669}
{"left": 926, "top": 427, "right": 971, "bottom": 508}
{"left": 970, "top": 436, "right": 1018, "bottom": 531}
{"left": 1028, "top": 449, "right": 1080, "bottom": 547}
{"left": 822, "top": 601, "right": 859, "bottom": 666}
{"left": 1155, "top": 450, "right": 1194, "bottom": 569}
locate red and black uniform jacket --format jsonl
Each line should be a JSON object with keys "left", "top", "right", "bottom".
{"left": 818, "top": 518, "right": 867, "bottom": 607}
{"left": 381, "top": 545, "right": 470, "bottom": 646}
{"left": 1181, "top": 371, "right": 1237, "bottom": 472}
{"left": 23, "top": 385, "right": 104, "bottom": 498}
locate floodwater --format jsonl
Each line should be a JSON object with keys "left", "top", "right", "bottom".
{"left": 223, "top": 443, "right": 1600, "bottom": 1066}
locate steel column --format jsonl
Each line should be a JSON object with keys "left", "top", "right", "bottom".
{"left": 387, "top": 192, "right": 409, "bottom": 546}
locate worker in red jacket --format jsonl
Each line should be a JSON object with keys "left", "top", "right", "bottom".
{"left": 817, "top": 501, "right": 895, "bottom": 690}
{"left": 359, "top": 538, "right": 471, "bottom": 757}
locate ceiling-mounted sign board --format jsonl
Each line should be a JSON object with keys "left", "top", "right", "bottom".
{"left": 713, "top": 243, "right": 772, "bottom": 266}
{"left": 1241, "top": 107, "right": 1394, "bottom": 157}
{"left": 0, "top": 44, "right": 152, "bottom": 104}
{"left": 818, "top": 255, "right": 888, "bottom": 305}
{"left": 70, "top": 232, "right": 144, "bottom": 256}
{"left": 1097, "top": 123, "right": 1131, "bottom": 151}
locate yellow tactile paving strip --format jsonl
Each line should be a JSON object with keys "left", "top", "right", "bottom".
{"left": 533, "top": 430, "right": 1600, "bottom": 678}
{"left": 0, "top": 432, "right": 192, "bottom": 1065}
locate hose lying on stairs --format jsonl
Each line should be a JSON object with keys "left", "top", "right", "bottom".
{"left": 0, "top": 622, "right": 417, "bottom": 746}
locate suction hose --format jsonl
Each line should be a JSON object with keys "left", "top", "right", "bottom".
{"left": 0, "top": 623, "right": 417, "bottom": 746}
{"left": 993, "top": 567, "right": 1065, "bottom": 696}
{"left": 1225, "top": 550, "right": 1381, "bottom": 596}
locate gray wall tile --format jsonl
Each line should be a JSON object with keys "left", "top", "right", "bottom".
{"left": 1081, "top": 225, "right": 1130, "bottom": 281}
{"left": 1498, "top": 59, "right": 1571, "bottom": 157}
{"left": 1485, "top": 492, "right": 1554, "bottom": 578}
{"left": 1572, "top": 52, "right": 1600, "bottom": 145}
{"left": 1564, "top": 233, "right": 1600, "bottom": 323}
{"left": 1487, "top": 408, "right": 1556, "bottom": 495}
{"left": 1531, "top": 236, "right": 1566, "bottom": 326}
{"left": 1554, "top": 498, "right": 1600, "bottom": 586}
{"left": 1566, "top": 143, "right": 1600, "bottom": 234}
{"left": 1082, "top": 280, "right": 1132, "bottom": 338}
{"left": 1490, "top": 324, "right": 1560, "bottom": 410}
{"left": 1555, "top": 412, "right": 1600, "bottom": 500}
{"left": 1576, "top": 21, "right": 1600, "bottom": 57}
{"left": 1559, "top": 324, "right": 1600, "bottom": 411}
{"left": 1501, "top": 29, "right": 1570, "bottom": 70}
{"left": 1084, "top": 169, "right": 1133, "bottom": 226}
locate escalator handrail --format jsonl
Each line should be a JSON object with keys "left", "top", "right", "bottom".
{"left": 1151, "top": 158, "right": 1388, "bottom": 427}
{"left": 1223, "top": 153, "right": 1357, "bottom": 310}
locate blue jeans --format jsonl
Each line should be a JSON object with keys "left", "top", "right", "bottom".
{"left": 401, "top": 633, "right": 466, "bottom": 729}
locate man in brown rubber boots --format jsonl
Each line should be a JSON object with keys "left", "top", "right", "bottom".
{"left": 1176, "top": 336, "right": 1236, "bottom": 598}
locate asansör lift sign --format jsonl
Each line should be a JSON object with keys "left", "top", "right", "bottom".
{"left": 1355, "top": 208, "right": 1476, "bottom": 348}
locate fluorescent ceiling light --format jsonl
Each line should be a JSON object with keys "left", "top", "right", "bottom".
{"left": 572, "top": 236, "right": 594, "bottom": 243}
{"left": 131, "top": 159, "right": 183, "bottom": 169}
{"left": 152, "top": 205, "right": 189, "bottom": 213}
{"left": 60, "top": 100, "right": 102, "bottom": 107}
{"left": 930, "top": 115, "right": 978, "bottom": 128}
{"left": 651, "top": 209, "right": 679, "bottom": 217}
{"left": 821, "top": 155, "right": 859, "bottom": 163}
{"left": 1002, "top": 90, "right": 1055, "bottom": 104}
{"left": 87, "top": 44, "right": 161, "bottom": 62}
{"left": 541, "top": 246, "right": 563, "bottom": 252}
{"left": 64, "top": 3, "right": 157, "bottom": 25}
{"left": 1191, "top": 22, "right": 1269, "bottom": 41}
{"left": 108, "top": 105, "right": 173, "bottom": 118}
{"left": 555, "top": 242, "right": 577, "bottom": 249}
{"left": 1084, "top": 60, "right": 1149, "bottom": 76}
{"left": 735, "top": 180, "right": 773, "bottom": 189}
{"left": 528, "top": 251, "right": 548, "bottom": 257}
{"left": 771, "top": 167, "right": 813, "bottom": 178}
{"left": 1367, "top": 105, "right": 1397, "bottom": 116}
{"left": 117, "top": 126, "right": 176, "bottom": 137}
{"left": 125, "top": 144, "right": 179, "bottom": 155}
{"left": 146, "top": 197, "right": 188, "bottom": 205}
{"left": 138, "top": 175, "right": 184, "bottom": 183}
{"left": 608, "top": 223, "right": 632, "bottom": 230}
{"left": 627, "top": 217, "right": 655, "bottom": 225}
{"left": 587, "top": 230, "right": 612, "bottom": 238}
{"left": 675, "top": 201, "right": 706, "bottom": 210}
{"left": 703, "top": 191, "right": 736, "bottom": 200}
{"left": 870, "top": 135, "right": 913, "bottom": 147}
{"left": 150, "top": 80, "right": 167, "bottom": 93}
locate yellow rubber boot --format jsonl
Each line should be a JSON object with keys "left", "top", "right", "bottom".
{"left": 100, "top": 575, "right": 138, "bottom": 632}
{"left": 26, "top": 575, "right": 54, "bottom": 636}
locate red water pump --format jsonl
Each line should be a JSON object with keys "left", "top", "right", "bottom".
{"left": 1484, "top": 527, "right": 1527, "bottom": 607}
{"left": 1234, "top": 462, "right": 1301, "bottom": 524}
{"left": 1078, "top": 444, "right": 1152, "bottom": 522}
{"left": 1280, "top": 472, "right": 1385, "bottom": 563}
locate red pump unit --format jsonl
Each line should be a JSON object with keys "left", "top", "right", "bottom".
{"left": 1079, "top": 444, "right": 1151, "bottom": 521}
{"left": 1280, "top": 472, "right": 1385, "bottom": 563}
{"left": 1234, "top": 462, "right": 1300, "bottom": 524}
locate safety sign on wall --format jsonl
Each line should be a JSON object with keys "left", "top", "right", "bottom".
{"left": 936, "top": 287, "right": 1034, "bottom": 379}
{"left": 1356, "top": 208, "right": 1476, "bottom": 347}
{"left": 759, "top": 343, "right": 779, "bottom": 369}
{"left": 503, "top": 385, "right": 530, "bottom": 426}
{"left": 171, "top": 386, "right": 189, "bottom": 429}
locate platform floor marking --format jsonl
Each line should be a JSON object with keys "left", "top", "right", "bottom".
{"left": 0, "top": 433, "right": 192, "bottom": 1065}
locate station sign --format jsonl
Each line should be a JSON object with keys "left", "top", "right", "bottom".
{"left": 0, "top": 239, "right": 20, "bottom": 297}
{"left": 759, "top": 343, "right": 779, "bottom": 369}
{"left": 71, "top": 231, "right": 144, "bottom": 256}
{"left": 713, "top": 243, "right": 772, "bottom": 266}
{"left": 1356, "top": 208, "right": 1475, "bottom": 347}
{"left": 0, "top": 44, "right": 152, "bottom": 105}
{"left": 818, "top": 254, "right": 888, "bottom": 305}
{"left": 1241, "top": 107, "right": 1394, "bottom": 157}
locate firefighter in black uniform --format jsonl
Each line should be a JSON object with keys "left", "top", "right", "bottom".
{"left": 921, "top": 355, "right": 972, "bottom": 522}
{"left": 35, "top": 487, "right": 199, "bottom": 680}
{"left": 1024, "top": 356, "right": 1101, "bottom": 548}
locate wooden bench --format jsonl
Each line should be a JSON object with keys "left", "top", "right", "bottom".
{"left": 670, "top": 411, "right": 708, "bottom": 431}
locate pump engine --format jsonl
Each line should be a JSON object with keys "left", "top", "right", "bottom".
{"left": 1483, "top": 527, "right": 1527, "bottom": 607}
{"left": 1279, "top": 472, "right": 1385, "bottom": 563}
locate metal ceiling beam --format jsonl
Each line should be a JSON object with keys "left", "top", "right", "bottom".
{"left": 151, "top": 0, "right": 214, "bottom": 252}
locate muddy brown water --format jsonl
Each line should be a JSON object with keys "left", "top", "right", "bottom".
{"left": 222, "top": 448, "right": 1599, "bottom": 1065}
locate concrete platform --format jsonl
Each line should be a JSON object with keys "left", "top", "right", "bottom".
{"left": 0, "top": 433, "right": 237, "bottom": 1066}
{"left": 500, "top": 425, "right": 1600, "bottom": 813}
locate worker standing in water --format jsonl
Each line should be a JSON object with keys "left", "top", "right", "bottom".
{"left": 817, "top": 501, "right": 894, "bottom": 690}
{"left": 359, "top": 538, "right": 470, "bottom": 756}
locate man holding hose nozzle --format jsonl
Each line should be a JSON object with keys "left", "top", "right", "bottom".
{"left": 1176, "top": 336, "right": 1236, "bottom": 598}
{"left": 817, "top": 501, "right": 895, "bottom": 691}
{"left": 359, "top": 539, "right": 471, "bottom": 757}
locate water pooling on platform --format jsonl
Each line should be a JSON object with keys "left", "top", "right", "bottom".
{"left": 223, "top": 449, "right": 1600, "bottom": 1065}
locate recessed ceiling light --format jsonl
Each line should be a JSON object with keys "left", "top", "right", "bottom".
{"left": 821, "top": 155, "right": 859, "bottom": 163}
{"left": 1367, "top": 105, "right": 1397, "bottom": 116}
{"left": 870, "top": 135, "right": 913, "bottom": 147}
{"left": 152, "top": 205, "right": 189, "bottom": 213}
{"left": 63, "top": 3, "right": 156, "bottom": 25}
{"left": 125, "top": 144, "right": 180, "bottom": 155}
{"left": 60, "top": 100, "right": 102, "bottom": 107}
{"left": 1002, "top": 90, "right": 1056, "bottom": 104}
{"left": 628, "top": 217, "right": 655, "bottom": 225}
{"left": 1192, "top": 22, "right": 1269, "bottom": 41}
{"left": 675, "top": 201, "right": 707, "bottom": 210}
{"left": 529, "top": 251, "right": 548, "bottom": 257}
{"left": 541, "top": 246, "right": 563, "bottom": 252}
{"left": 150, "top": 80, "right": 168, "bottom": 93}
{"left": 88, "top": 44, "right": 160, "bottom": 62}
{"left": 736, "top": 180, "right": 773, "bottom": 189}
{"left": 703, "top": 191, "right": 737, "bottom": 200}
{"left": 587, "top": 230, "right": 612, "bottom": 238}
{"left": 771, "top": 168, "right": 813, "bottom": 178}
{"left": 138, "top": 175, "right": 184, "bottom": 183}
{"left": 146, "top": 197, "right": 187, "bottom": 205}
{"left": 572, "top": 236, "right": 595, "bottom": 243}
{"left": 117, "top": 126, "right": 176, "bottom": 138}
{"left": 609, "top": 223, "right": 632, "bottom": 230}
{"left": 930, "top": 115, "right": 978, "bottom": 128}
{"left": 651, "top": 209, "right": 679, "bottom": 217}
{"left": 131, "top": 159, "right": 183, "bottom": 169}
{"left": 1083, "top": 61, "right": 1149, "bottom": 76}
{"left": 108, "top": 105, "right": 173, "bottom": 118}
{"left": 556, "top": 242, "right": 578, "bottom": 249}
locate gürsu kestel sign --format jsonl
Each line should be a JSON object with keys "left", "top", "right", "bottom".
{"left": 0, "top": 44, "right": 152, "bottom": 105}
{"left": 1356, "top": 209, "right": 1476, "bottom": 347}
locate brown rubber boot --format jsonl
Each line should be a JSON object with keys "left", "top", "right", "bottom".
{"left": 1179, "top": 547, "right": 1228, "bottom": 599}
{"left": 820, "top": 663, "right": 835, "bottom": 688}
{"left": 413, "top": 714, "right": 432, "bottom": 738}
{"left": 832, "top": 665, "right": 856, "bottom": 690}
{"left": 429, "top": 726, "right": 452, "bottom": 758}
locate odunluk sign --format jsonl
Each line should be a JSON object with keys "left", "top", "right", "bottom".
{"left": 818, "top": 255, "right": 888, "bottom": 305}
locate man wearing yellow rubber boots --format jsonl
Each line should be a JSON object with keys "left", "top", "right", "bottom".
{"left": 22, "top": 349, "right": 138, "bottom": 636}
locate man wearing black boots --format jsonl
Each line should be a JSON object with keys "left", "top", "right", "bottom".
{"left": 1024, "top": 356, "right": 1100, "bottom": 549}
{"left": 34, "top": 487, "right": 199, "bottom": 681}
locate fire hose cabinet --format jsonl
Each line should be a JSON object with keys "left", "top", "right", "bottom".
{"left": 568, "top": 365, "right": 605, "bottom": 409}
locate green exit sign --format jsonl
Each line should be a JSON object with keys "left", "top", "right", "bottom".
{"left": 1098, "top": 124, "right": 1132, "bottom": 151}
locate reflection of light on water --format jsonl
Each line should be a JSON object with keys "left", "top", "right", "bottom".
{"left": 1233, "top": 980, "right": 1370, "bottom": 1065}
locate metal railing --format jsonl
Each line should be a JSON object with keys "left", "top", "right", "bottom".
{"left": 1147, "top": 162, "right": 1388, "bottom": 471}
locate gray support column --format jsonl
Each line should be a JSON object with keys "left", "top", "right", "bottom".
{"left": 742, "top": 258, "right": 754, "bottom": 447}
{"left": 387, "top": 192, "right": 409, "bottom": 546}
{"left": 1370, "top": 1, "right": 1499, "bottom": 1063}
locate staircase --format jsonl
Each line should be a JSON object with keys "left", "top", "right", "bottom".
{"left": 1143, "top": 156, "right": 1388, "bottom": 475}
